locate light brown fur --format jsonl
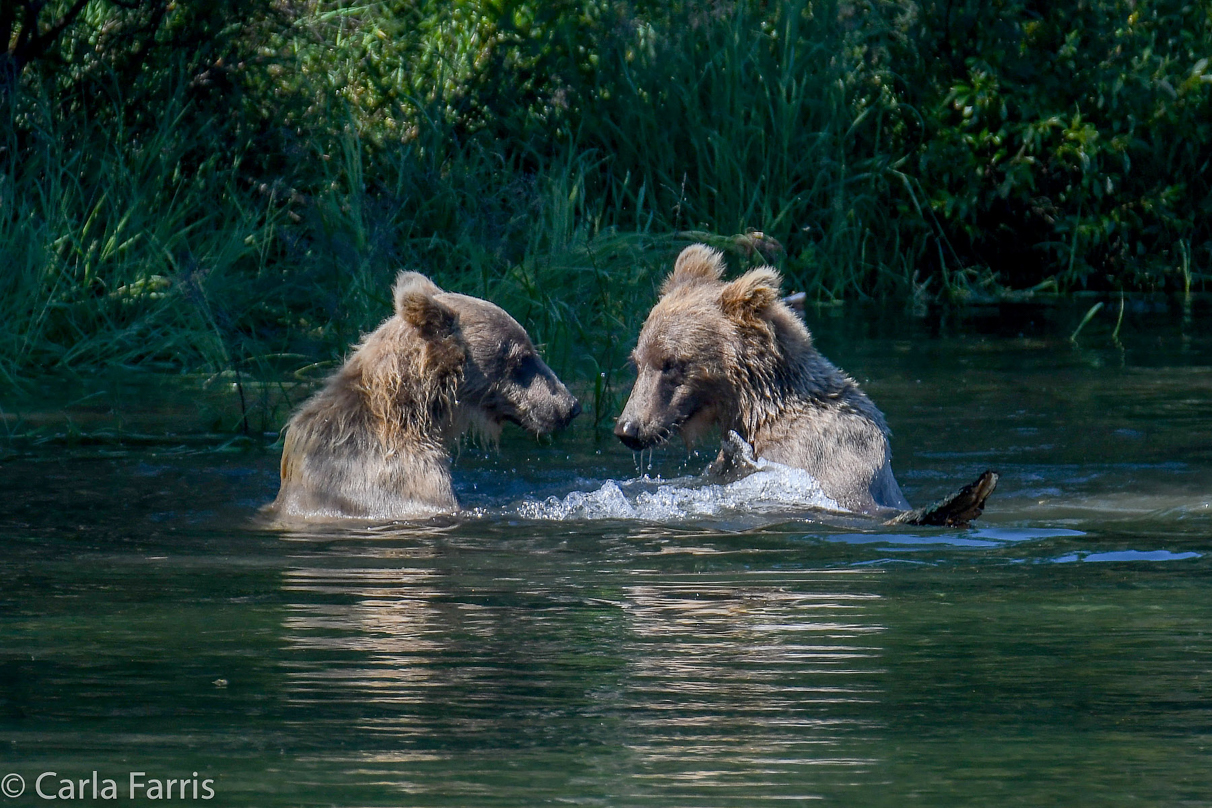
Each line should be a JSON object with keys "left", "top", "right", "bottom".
{"left": 615, "top": 244, "right": 909, "bottom": 515}
{"left": 269, "top": 272, "right": 579, "bottom": 520}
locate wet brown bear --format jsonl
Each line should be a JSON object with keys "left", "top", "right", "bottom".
{"left": 615, "top": 244, "right": 994, "bottom": 522}
{"left": 270, "top": 272, "right": 580, "bottom": 519}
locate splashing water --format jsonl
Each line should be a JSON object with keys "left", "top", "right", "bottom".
{"left": 516, "top": 456, "right": 843, "bottom": 521}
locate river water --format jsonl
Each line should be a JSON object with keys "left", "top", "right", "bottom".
{"left": 2, "top": 300, "right": 1211, "bottom": 806}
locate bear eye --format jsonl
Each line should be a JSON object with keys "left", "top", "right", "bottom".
{"left": 661, "top": 358, "right": 686, "bottom": 375}
{"left": 511, "top": 354, "right": 537, "bottom": 381}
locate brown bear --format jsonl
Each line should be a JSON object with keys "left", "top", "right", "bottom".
{"left": 270, "top": 272, "right": 580, "bottom": 520}
{"left": 614, "top": 244, "right": 995, "bottom": 524}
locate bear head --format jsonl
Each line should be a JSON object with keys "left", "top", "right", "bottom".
{"left": 614, "top": 244, "right": 801, "bottom": 450}
{"left": 393, "top": 272, "right": 581, "bottom": 441}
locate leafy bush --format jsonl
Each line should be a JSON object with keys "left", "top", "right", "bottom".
{"left": 902, "top": 0, "right": 1212, "bottom": 292}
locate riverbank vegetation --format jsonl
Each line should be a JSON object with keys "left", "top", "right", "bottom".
{"left": 2, "top": 0, "right": 1209, "bottom": 425}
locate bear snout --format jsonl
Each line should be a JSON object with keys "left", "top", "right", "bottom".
{"left": 614, "top": 418, "right": 649, "bottom": 451}
{"left": 544, "top": 376, "right": 581, "bottom": 430}
{"left": 565, "top": 398, "right": 583, "bottom": 426}
{"left": 516, "top": 385, "right": 580, "bottom": 435}
{"left": 544, "top": 393, "right": 581, "bottom": 431}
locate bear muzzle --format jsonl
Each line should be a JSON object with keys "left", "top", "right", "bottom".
{"left": 550, "top": 397, "right": 582, "bottom": 430}
{"left": 516, "top": 390, "right": 581, "bottom": 435}
{"left": 614, "top": 418, "right": 652, "bottom": 451}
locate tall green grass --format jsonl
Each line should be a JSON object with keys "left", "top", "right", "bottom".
{"left": 3, "top": 1, "right": 890, "bottom": 430}
{"left": 0, "top": 88, "right": 272, "bottom": 381}
{"left": 570, "top": 0, "right": 926, "bottom": 299}
{"left": 0, "top": 83, "right": 674, "bottom": 430}
{"left": 2, "top": 0, "right": 1208, "bottom": 435}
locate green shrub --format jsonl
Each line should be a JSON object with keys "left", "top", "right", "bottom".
{"left": 901, "top": 0, "right": 1212, "bottom": 291}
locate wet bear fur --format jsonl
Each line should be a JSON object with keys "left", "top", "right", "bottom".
{"left": 270, "top": 272, "right": 580, "bottom": 520}
{"left": 614, "top": 244, "right": 909, "bottom": 515}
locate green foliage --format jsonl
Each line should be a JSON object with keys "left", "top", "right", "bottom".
{"left": 904, "top": 0, "right": 1212, "bottom": 292}
{"left": 2, "top": 0, "right": 1210, "bottom": 420}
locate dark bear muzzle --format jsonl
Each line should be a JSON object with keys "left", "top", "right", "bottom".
{"left": 566, "top": 399, "right": 583, "bottom": 426}
{"left": 614, "top": 418, "right": 650, "bottom": 451}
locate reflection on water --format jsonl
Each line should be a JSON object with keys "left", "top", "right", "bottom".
{"left": 1053, "top": 549, "right": 1201, "bottom": 563}
{"left": 617, "top": 580, "right": 883, "bottom": 796}
{"left": 277, "top": 535, "right": 888, "bottom": 803}
{"left": 2, "top": 301, "right": 1212, "bottom": 805}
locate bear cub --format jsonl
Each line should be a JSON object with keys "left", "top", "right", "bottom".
{"left": 615, "top": 244, "right": 995, "bottom": 522}
{"left": 270, "top": 272, "right": 580, "bottom": 519}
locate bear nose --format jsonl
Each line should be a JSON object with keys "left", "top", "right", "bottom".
{"left": 567, "top": 399, "right": 582, "bottom": 423}
{"left": 614, "top": 419, "right": 646, "bottom": 450}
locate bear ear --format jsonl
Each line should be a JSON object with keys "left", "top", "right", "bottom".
{"left": 661, "top": 244, "right": 726, "bottom": 295}
{"left": 720, "top": 267, "right": 782, "bottom": 320}
{"left": 393, "top": 271, "right": 457, "bottom": 340}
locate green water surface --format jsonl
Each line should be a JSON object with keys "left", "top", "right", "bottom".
{"left": 2, "top": 301, "right": 1211, "bottom": 806}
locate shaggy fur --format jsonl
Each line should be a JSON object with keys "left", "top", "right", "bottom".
{"left": 270, "top": 272, "right": 580, "bottom": 520}
{"left": 615, "top": 244, "right": 909, "bottom": 515}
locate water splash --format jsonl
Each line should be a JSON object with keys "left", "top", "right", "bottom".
{"left": 516, "top": 457, "right": 842, "bottom": 521}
